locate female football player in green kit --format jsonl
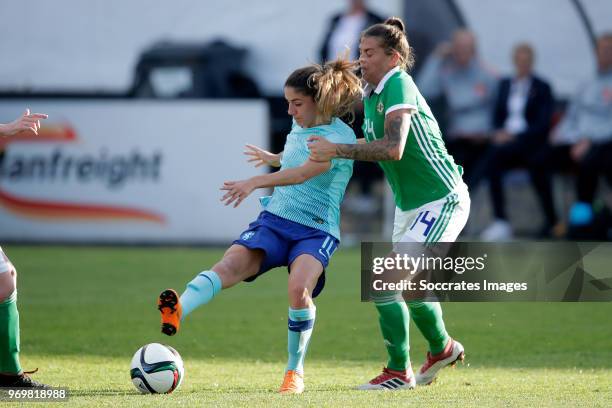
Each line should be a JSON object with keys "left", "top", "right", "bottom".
{"left": 1, "top": 109, "right": 49, "bottom": 388}
{"left": 309, "top": 17, "right": 469, "bottom": 390}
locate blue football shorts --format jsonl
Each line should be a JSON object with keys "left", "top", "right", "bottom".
{"left": 233, "top": 211, "right": 339, "bottom": 297}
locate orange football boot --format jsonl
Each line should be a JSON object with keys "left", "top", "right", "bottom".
{"left": 279, "top": 370, "right": 304, "bottom": 394}
{"left": 158, "top": 289, "right": 182, "bottom": 336}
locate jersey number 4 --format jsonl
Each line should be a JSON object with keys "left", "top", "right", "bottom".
{"left": 364, "top": 118, "right": 376, "bottom": 140}
{"left": 409, "top": 210, "right": 437, "bottom": 237}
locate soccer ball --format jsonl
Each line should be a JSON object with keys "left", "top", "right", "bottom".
{"left": 130, "top": 343, "right": 184, "bottom": 394}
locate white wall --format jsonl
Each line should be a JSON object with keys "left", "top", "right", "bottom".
{"left": 0, "top": 0, "right": 400, "bottom": 96}
{"left": 582, "top": 0, "right": 612, "bottom": 35}
{"left": 2, "top": 0, "right": 610, "bottom": 97}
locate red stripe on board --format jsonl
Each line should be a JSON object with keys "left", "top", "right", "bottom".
{"left": 0, "top": 189, "right": 165, "bottom": 224}
{"left": 0, "top": 124, "right": 77, "bottom": 151}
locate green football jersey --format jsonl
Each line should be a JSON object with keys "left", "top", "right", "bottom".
{"left": 362, "top": 67, "right": 463, "bottom": 210}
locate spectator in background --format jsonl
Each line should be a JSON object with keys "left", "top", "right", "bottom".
{"left": 473, "top": 43, "right": 554, "bottom": 240}
{"left": 319, "top": 0, "right": 383, "bottom": 63}
{"left": 532, "top": 33, "right": 612, "bottom": 234}
{"left": 417, "top": 30, "right": 497, "bottom": 184}
{"left": 319, "top": 0, "right": 385, "bottom": 216}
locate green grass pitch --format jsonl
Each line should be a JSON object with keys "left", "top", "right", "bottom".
{"left": 5, "top": 245, "right": 612, "bottom": 407}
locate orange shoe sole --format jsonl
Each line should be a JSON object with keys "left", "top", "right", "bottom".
{"left": 158, "top": 289, "right": 181, "bottom": 336}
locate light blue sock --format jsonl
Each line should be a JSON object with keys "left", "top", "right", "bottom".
{"left": 179, "top": 270, "right": 222, "bottom": 320}
{"left": 286, "top": 307, "right": 316, "bottom": 374}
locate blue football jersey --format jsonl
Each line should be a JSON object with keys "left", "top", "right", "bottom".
{"left": 262, "top": 117, "right": 356, "bottom": 240}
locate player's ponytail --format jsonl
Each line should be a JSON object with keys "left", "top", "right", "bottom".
{"left": 311, "top": 57, "right": 361, "bottom": 124}
{"left": 285, "top": 57, "right": 361, "bottom": 125}
{"left": 362, "top": 16, "right": 414, "bottom": 71}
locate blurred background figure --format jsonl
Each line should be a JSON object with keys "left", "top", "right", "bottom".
{"left": 319, "top": 0, "right": 384, "bottom": 63}
{"left": 417, "top": 30, "right": 497, "bottom": 185}
{"left": 472, "top": 43, "right": 555, "bottom": 240}
{"left": 319, "top": 0, "right": 386, "bottom": 221}
{"left": 532, "top": 33, "right": 612, "bottom": 239}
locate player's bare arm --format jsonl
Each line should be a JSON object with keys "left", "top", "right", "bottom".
{"left": 308, "top": 110, "right": 411, "bottom": 162}
{"left": 221, "top": 159, "right": 330, "bottom": 207}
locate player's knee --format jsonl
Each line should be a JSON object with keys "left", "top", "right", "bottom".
{"left": 0, "top": 268, "right": 17, "bottom": 302}
{"left": 213, "top": 257, "right": 252, "bottom": 288}
{"left": 211, "top": 262, "right": 238, "bottom": 288}
{"left": 288, "top": 283, "right": 312, "bottom": 308}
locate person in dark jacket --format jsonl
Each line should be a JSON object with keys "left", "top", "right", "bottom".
{"left": 473, "top": 43, "right": 554, "bottom": 240}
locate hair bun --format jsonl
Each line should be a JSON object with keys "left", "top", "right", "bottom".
{"left": 385, "top": 17, "right": 405, "bottom": 32}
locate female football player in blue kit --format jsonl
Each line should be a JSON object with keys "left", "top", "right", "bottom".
{"left": 157, "top": 57, "right": 361, "bottom": 394}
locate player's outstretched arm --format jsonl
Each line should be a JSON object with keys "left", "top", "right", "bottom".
{"left": 308, "top": 110, "right": 411, "bottom": 162}
{"left": 220, "top": 159, "right": 330, "bottom": 208}
{"left": 244, "top": 144, "right": 282, "bottom": 168}
{"left": 0, "top": 109, "right": 48, "bottom": 137}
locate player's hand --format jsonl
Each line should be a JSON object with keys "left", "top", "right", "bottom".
{"left": 570, "top": 139, "right": 591, "bottom": 162}
{"left": 244, "top": 144, "right": 281, "bottom": 168}
{"left": 493, "top": 130, "right": 514, "bottom": 145}
{"left": 220, "top": 179, "right": 256, "bottom": 208}
{"left": 0, "top": 109, "right": 48, "bottom": 136}
{"left": 307, "top": 136, "right": 336, "bottom": 162}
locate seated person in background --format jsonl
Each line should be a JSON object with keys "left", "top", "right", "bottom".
{"left": 531, "top": 33, "right": 612, "bottom": 233}
{"left": 417, "top": 30, "right": 497, "bottom": 183}
{"left": 474, "top": 43, "right": 554, "bottom": 240}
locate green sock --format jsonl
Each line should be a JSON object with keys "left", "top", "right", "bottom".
{"left": 0, "top": 291, "right": 21, "bottom": 374}
{"left": 375, "top": 301, "right": 410, "bottom": 371}
{"left": 407, "top": 301, "right": 449, "bottom": 355}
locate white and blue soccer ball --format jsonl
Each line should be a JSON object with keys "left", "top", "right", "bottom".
{"left": 130, "top": 343, "right": 184, "bottom": 394}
